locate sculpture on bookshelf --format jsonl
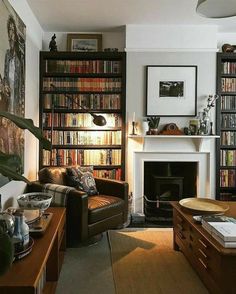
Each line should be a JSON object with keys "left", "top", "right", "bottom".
{"left": 222, "top": 43, "right": 236, "bottom": 53}
{"left": 49, "top": 34, "right": 58, "bottom": 52}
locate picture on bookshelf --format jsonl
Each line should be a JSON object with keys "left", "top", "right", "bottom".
{"left": 146, "top": 65, "right": 197, "bottom": 117}
{"left": 67, "top": 34, "right": 102, "bottom": 52}
{"left": 0, "top": 0, "right": 26, "bottom": 187}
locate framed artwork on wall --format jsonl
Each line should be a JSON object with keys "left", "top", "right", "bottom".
{"left": 0, "top": 0, "right": 26, "bottom": 187}
{"left": 146, "top": 65, "right": 197, "bottom": 117}
{"left": 67, "top": 34, "right": 102, "bottom": 52}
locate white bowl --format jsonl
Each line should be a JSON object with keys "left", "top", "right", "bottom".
{"left": 17, "top": 192, "right": 53, "bottom": 212}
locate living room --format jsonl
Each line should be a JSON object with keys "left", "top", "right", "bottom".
{"left": 1, "top": 0, "right": 236, "bottom": 293}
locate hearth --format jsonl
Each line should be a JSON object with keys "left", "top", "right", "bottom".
{"left": 144, "top": 161, "right": 197, "bottom": 225}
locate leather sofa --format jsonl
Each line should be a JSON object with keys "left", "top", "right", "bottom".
{"left": 27, "top": 167, "right": 129, "bottom": 246}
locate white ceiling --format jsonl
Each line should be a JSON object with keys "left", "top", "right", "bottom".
{"left": 26, "top": 0, "right": 236, "bottom": 33}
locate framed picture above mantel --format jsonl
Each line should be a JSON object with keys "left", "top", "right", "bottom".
{"left": 146, "top": 65, "right": 197, "bottom": 117}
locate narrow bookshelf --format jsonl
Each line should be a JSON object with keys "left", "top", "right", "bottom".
{"left": 216, "top": 53, "right": 236, "bottom": 200}
{"left": 39, "top": 51, "right": 126, "bottom": 180}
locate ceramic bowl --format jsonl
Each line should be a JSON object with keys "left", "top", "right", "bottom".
{"left": 17, "top": 192, "right": 53, "bottom": 212}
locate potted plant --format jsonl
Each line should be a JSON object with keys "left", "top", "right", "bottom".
{"left": 147, "top": 116, "right": 160, "bottom": 135}
{"left": 0, "top": 111, "right": 51, "bottom": 275}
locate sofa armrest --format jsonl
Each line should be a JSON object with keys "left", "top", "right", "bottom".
{"left": 26, "top": 181, "right": 89, "bottom": 245}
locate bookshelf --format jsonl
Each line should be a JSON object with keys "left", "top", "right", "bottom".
{"left": 216, "top": 52, "right": 236, "bottom": 200}
{"left": 39, "top": 51, "right": 126, "bottom": 180}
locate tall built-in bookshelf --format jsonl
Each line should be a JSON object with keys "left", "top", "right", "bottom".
{"left": 39, "top": 51, "right": 126, "bottom": 180}
{"left": 216, "top": 52, "right": 236, "bottom": 200}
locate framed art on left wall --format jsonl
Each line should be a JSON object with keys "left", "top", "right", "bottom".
{"left": 0, "top": 0, "right": 26, "bottom": 187}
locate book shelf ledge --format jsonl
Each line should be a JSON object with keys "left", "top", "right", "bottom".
{"left": 128, "top": 135, "right": 220, "bottom": 152}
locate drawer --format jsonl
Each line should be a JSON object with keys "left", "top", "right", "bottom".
{"left": 194, "top": 235, "right": 221, "bottom": 281}
{"left": 173, "top": 210, "right": 189, "bottom": 240}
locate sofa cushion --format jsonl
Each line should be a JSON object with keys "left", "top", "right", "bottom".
{"left": 66, "top": 166, "right": 98, "bottom": 195}
{"left": 38, "top": 167, "right": 67, "bottom": 185}
{"left": 88, "top": 195, "right": 124, "bottom": 224}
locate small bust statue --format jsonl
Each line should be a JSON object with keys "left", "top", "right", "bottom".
{"left": 49, "top": 34, "right": 57, "bottom": 51}
{"left": 222, "top": 43, "right": 236, "bottom": 53}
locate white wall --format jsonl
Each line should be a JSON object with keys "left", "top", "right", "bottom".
{"left": 1, "top": 0, "right": 43, "bottom": 209}
{"left": 125, "top": 25, "right": 217, "bottom": 198}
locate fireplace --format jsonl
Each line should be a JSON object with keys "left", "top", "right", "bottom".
{"left": 143, "top": 161, "right": 197, "bottom": 224}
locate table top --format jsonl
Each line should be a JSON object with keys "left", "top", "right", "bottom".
{"left": 0, "top": 207, "right": 66, "bottom": 287}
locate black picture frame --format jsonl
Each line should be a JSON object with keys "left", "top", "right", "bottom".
{"left": 146, "top": 65, "right": 197, "bottom": 117}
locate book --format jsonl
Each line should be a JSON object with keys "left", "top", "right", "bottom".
{"left": 202, "top": 215, "right": 236, "bottom": 241}
{"left": 211, "top": 231, "right": 236, "bottom": 248}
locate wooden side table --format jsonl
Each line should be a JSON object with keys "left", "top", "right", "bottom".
{"left": 0, "top": 207, "right": 66, "bottom": 294}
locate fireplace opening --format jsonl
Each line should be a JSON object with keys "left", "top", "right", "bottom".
{"left": 144, "top": 161, "right": 197, "bottom": 225}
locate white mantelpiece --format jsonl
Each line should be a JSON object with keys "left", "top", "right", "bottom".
{"left": 129, "top": 135, "right": 219, "bottom": 216}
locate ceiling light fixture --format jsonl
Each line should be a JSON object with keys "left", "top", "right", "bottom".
{"left": 196, "top": 0, "right": 236, "bottom": 18}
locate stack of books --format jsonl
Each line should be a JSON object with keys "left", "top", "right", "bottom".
{"left": 201, "top": 215, "right": 236, "bottom": 248}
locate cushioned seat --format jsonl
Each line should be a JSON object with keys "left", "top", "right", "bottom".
{"left": 88, "top": 195, "right": 125, "bottom": 224}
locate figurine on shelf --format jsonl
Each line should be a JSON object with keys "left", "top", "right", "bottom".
{"left": 49, "top": 34, "right": 57, "bottom": 52}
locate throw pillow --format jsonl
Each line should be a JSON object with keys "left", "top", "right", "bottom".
{"left": 66, "top": 166, "right": 98, "bottom": 195}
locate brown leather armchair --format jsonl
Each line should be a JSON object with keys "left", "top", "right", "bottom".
{"left": 27, "top": 167, "right": 128, "bottom": 246}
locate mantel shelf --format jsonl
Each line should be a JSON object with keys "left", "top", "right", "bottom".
{"left": 128, "top": 134, "right": 220, "bottom": 152}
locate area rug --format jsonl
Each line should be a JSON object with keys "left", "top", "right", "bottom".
{"left": 108, "top": 229, "right": 209, "bottom": 294}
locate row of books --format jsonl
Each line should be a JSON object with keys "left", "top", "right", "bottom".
{"left": 221, "top": 62, "right": 236, "bottom": 74}
{"left": 93, "top": 168, "right": 122, "bottom": 180}
{"left": 42, "top": 113, "right": 122, "bottom": 128}
{"left": 43, "top": 77, "right": 122, "bottom": 92}
{"left": 221, "top": 131, "right": 236, "bottom": 145}
{"left": 46, "top": 59, "right": 121, "bottom": 74}
{"left": 43, "top": 93, "right": 121, "bottom": 110}
{"left": 220, "top": 95, "right": 236, "bottom": 110}
{"left": 43, "top": 130, "right": 122, "bottom": 145}
{"left": 202, "top": 215, "right": 236, "bottom": 248}
{"left": 221, "top": 78, "right": 236, "bottom": 92}
{"left": 220, "top": 149, "right": 236, "bottom": 166}
{"left": 221, "top": 114, "right": 236, "bottom": 128}
{"left": 220, "top": 169, "right": 236, "bottom": 187}
{"left": 43, "top": 149, "right": 121, "bottom": 166}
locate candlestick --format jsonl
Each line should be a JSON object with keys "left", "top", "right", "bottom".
{"left": 131, "top": 121, "right": 137, "bottom": 135}
{"left": 133, "top": 112, "right": 135, "bottom": 122}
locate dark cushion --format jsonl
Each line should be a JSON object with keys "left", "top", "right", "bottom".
{"left": 88, "top": 195, "right": 124, "bottom": 223}
{"left": 66, "top": 166, "right": 98, "bottom": 195}
{"left": 38, "top": 167, "right": 67, "bottom": 185}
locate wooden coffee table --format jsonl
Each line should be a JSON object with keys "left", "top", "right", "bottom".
{"left": 0, "top": 207, "right": 66, "bottom": 294}
{"left": 172, "top": 201, "right": 236, "bottom": 294}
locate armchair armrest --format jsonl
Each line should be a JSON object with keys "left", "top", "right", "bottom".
{"left": 95, "top": 177, "right": 129, "bottom": 200}
{"left": 26, "top": 181, "right": 89, "bottom": 245}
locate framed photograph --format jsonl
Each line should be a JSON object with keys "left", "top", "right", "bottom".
{"left": 146, "top": 65, "right": 197, "bottom": 117}
{"left": 67, "top": 34, "right": 102, "bottom": 52}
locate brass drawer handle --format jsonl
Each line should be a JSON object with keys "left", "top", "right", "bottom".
{"left": 198, "top": 258, "right": 208, "bottom": 270}
{"left": 198, "top": 248, "right": 207, "bottom": 259}
{"left": 177, "top": 232, "right": 185, "bottom": 240}
{"left": 177, "top": 223, "right": 184, "bottom": 231}
{"left": 177, "top": 215, "right": 183, "bottom": 223}
{"left": 199, "top": 239, "right": 207, "bottom": 249}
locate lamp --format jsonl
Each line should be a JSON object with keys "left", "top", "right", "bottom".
{"left": 196, "top": 0, "right": 236, "bottom": 18}
{"left": 50, "top": 84, "right": 106, "bottom": 126}
{"left": 49, "top": 84, "right": 107, "bottom": 165}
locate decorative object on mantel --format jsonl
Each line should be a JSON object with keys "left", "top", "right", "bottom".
{"left": 222, "top": 44, "right": 236, "bottom": 53}
{"left": 130, "top": 112, "right": 137, "bottom": 135}
{"left": 198, "top": 94, "right": 219, "bottom": 135}
{"left": 159, "top": 123, "right": 183, "bottom": 135}
{"left": 146, "top": 116, "right": 160, "bottom": 135}
{"left": 49, "top": 33, "right": 58, "bottom": 52}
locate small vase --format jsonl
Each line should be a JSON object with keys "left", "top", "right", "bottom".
{"left": 150, "top": 128, "right": 158, "bottom": 135}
